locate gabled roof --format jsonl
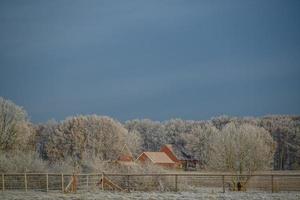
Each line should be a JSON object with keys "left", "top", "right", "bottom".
{"left": 119, "top": 144, "right": 133, "bottom": 158}
{"left": 118, "top": 144, "right": 134, "bottom": 161}
{"left": 163, "top": 144, "right": 196, "bottom": 161}
{"left": 138, "top": 152, "right": 175, "bottom": 164}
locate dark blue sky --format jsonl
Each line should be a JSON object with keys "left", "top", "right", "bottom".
{"left": 0, "top": 0, "right": 300, "bottom": 123}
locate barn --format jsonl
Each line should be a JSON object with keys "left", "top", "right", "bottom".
{"left": 136, "top": 152, "right": 175, "bottom": 168}
{"left": 160, "top": 144, "right": 198, "bottom": 170}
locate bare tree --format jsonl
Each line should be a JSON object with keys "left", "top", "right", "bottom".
{"left": 0, "top": 97, "right": 32, "bottom": 151}
{"left": 208, "top": 122, "right": 275, "bottom": 191}
{"left": 125, "top": 130, "right": 142, "bottom": 157}
{"left": 125, "top": 119, "right": 166, "bottom": 151}
{"left": 45, "top": 115, "right": 129, "bottom": 167}
{"left": 183, "top": 123, "right": 218, "bottom": 167}
{"left": 259, "top": 115, "right": 300, "bottom": 170}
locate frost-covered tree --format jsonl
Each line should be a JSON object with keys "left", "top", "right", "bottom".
{"left": 163, "top": 119, "right": 196, "bottom": 146}
{"left": 0, "top": 97, "right": 32, "bottom": 151}
{"left": 125, "top": 119, "right": 204, "bottom": 152}
{"left": 259, "top": 115, "right": 300, "bottom": 170}
{"left": 34, "top": 120, "right": 58, "bottom": 160}
{"left": 208, "top": 122, "right": 275, "bottom": 190}
{"left": 183, "top": 123, "right": 218, "bottom": 166}
{"left": 125, "top": 130, "right": 142, "bottom": 157}
{"left": 210, "top": 115, "right": 300, "bottom": 170}
{"left": 125, "top": 119, "right": 166, "bottom": 151}
{"left": 45, "top": 115, "right": 128, "bottom": 166}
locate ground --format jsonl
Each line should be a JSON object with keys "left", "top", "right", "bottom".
{"left": 1, "top": 190, "right": 300, "bottom": 200}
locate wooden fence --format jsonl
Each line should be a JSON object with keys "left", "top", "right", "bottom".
{"left": 1, "top": 173, "right": 300, "bottom": 193}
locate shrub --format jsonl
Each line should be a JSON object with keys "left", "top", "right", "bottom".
{"left": 0, "top": 151, "right": 47, "bottom": 173}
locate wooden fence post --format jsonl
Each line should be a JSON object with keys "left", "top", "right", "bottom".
{"left": 271, "top": 175, "right": 274, "bottom": 193}
{"left": 101, "top": 172, "right": 104, "bottom": 191}
{"left": 24, "top": 173, "right": 27, "bottom": 192}
{"left": 127, "top": 175, "right": 130, "bottom": 192}
{"left": 61, "top": 173, "right": 64, "bottom": 193}
{"left": 86, "top": 174, "right": 89, "bottom": 191}
{"left": 46, "top": 173, "right": 49, "bottom": 192}
{"left": 222, "top": 175, "right": 225, "bottom": 193}
{"left": 2, "top": 174, "right": 4, "bottom": 192}
{"left": 175, "top": 175, "right": 178, "bottom": 192}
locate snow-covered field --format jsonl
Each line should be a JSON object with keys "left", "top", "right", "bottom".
{"left": 1, "top": 190, "right": 300, "bottom": 200}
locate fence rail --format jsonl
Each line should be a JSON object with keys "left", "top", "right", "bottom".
{"left": 1, "top": 173, "right": 300, "bottom": 193}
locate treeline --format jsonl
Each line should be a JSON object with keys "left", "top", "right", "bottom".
{"left": 0, "top": 97, "right": 299, "bottom": 172}
{"left": 125, "top": 116, "right": 300, "bottom": 170}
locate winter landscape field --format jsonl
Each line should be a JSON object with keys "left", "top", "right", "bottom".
{"left": 1, "top": 190, "right": 300, "bottom": 200}
{"left": 1, "top": 1, "right": 300, "bottom": 199}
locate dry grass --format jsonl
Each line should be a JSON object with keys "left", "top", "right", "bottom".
{"left": 1, "top": 190, "right": 300, "bottom": 200}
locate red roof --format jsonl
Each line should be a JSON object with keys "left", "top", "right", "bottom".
{"left": 137, "top": 152, "right": 175, "bottom": 164}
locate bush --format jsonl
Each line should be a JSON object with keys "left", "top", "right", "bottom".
{"left": 0, "top": 151, "right": 47, "bottom": 173}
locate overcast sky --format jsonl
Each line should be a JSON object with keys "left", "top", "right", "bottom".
{"left": 0, "top": 0, "right": 300, "bottom": 123}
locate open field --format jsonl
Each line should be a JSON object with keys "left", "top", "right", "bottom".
{"left": 1, "top": 190, "right": 300, "bottom": 200}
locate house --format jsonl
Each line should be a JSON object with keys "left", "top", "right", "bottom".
{"left": 136, "top": 152, "right": 175, "bottom": 168}
{"left": 160, "top": 144, "right": 198, "bottom": 170}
